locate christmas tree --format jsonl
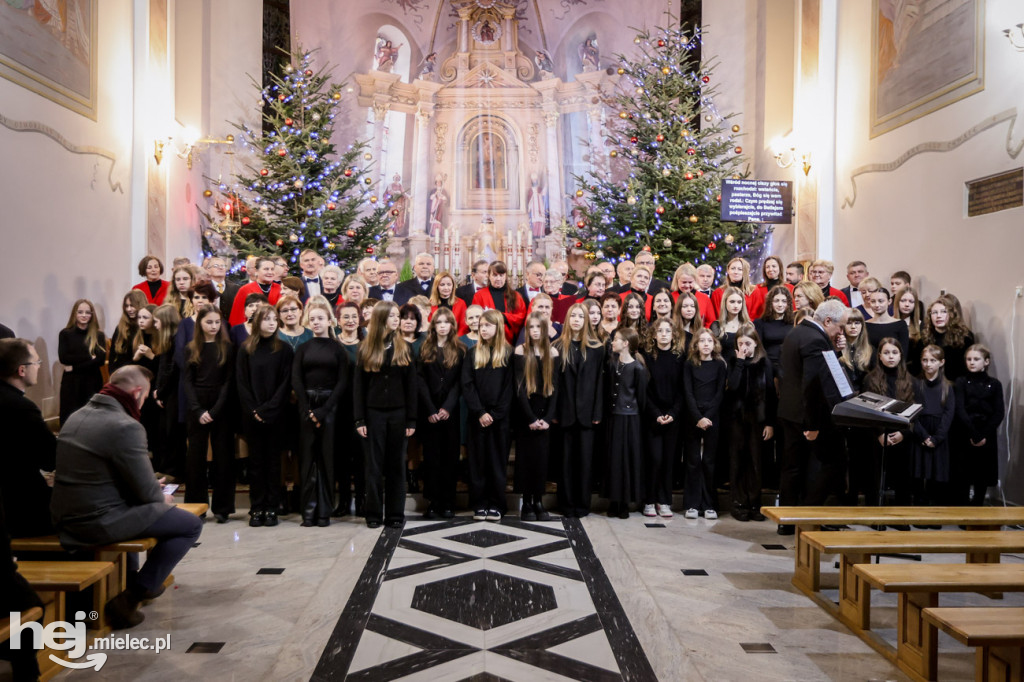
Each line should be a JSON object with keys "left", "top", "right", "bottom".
{"left": 568, "top": 20, "right": 764, "bottom": 279}
{"left": 201, "top": 48, "right": 391, "bottom": 273}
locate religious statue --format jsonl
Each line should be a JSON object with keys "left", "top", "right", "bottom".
{"left": 526, "top": 172, "right": 548, "bottom": 238}
{"left": 534, "top": 50, "right": 554, "bottom": 79}
{"left": 472, "top": 131, "right": 507, "bottom": 190}
{"left": 374, "top": 37, "right": 403, "bottom": 73}
{"left": 479, "top": 20, "right": 496, "bottom": 43}
{"left": 474, "top": 218, "right": 500, "bottom": 264}
{"left": 428, "top": 174, "right": 449, "bottom": 236}
{"left": 385, "top": 173, "right": 409, "bottom": 237}
{"left": 419, "top": 52, "right": 437, "bottom": 80}
{"left": 579, "top": 37, "right": 599, "bottom": 72}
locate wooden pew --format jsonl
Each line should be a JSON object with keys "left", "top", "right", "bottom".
{"left": 798, "top": 530, "right": 1024, "bottom": 610}
{"left": 17, "top": 561, "right": 115, "bottom": 680}
{"left": 760, "top": 507, "right": 1024, "bottom": 592}
{"left": 851, "top": 564, "right": 1024, "bottom": 682}
{"left": 0, "top": 606, "right": 44, "bottom": 642}
{"left": 923, "top": 607, "right": 1024, "bottom": 682}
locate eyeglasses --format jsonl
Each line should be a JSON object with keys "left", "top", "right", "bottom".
{"left": 279, "top": 307, "right": 301, "bottom": 314}
{"left": 21, "top": 361, "right": 41, "bottom": 367}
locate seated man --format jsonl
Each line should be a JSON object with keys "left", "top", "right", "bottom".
{"left": 51, "top": 365, "right": 202, "bottom": 629}
{"left": 0, "top": 338, "right": 57, "bottom": 538}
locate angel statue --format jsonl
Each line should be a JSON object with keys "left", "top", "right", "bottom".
{"left": 374, "top": 37, "right": 404, "bottom": 73}
{"left": 534, "top": 50, "right": 554, "bottom": 79}
{"left": 579, "top": 37, "right": 599, "bottom": 72}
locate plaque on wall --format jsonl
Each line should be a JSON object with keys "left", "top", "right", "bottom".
{"left": 966, "top": 169, "right": 1023, "bottom": 218}
{"left": 720, "top": 179, "right": 792, "bottom": 224}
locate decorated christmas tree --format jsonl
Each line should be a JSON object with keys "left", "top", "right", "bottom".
{"left": 201, "top": 48, "right": 391, "bottom": 273}
{"left": 568, "top": 20, "right": 764, "bottom": 279}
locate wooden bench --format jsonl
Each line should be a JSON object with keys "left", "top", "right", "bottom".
{"left": 851, "top": 564, "right": 1024, "bottom": 682}
{"left": 760, "top": 507, "right": 1024, "bottom": 593}
{"left": 18, "top": 561, "right": 116, "bottom": 679}
{"left": 799, "top": 530, "right": 1024, "bottom": 610}
{"left": 0, "top": 606, "right": 44, "bottom": 643}
{"left": 923, "top": 607, "right": 1024, "bottom": 682}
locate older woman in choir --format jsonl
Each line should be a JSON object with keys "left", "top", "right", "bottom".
{"left": 133, "top": 255, "right": 170, "bottom": 305}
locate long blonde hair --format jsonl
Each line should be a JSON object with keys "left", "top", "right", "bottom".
{"left": 894, "top": 285, "right": 922, "bottom": 342}
{"left": 420, "top": 306, "right": 465, "bottom": 368}
{"left": 473, "top": 309, "right": 510, "bottom": 369}
{"left": 717, "top": 257, "right": 755, "bottom": 295}
{"left": 556, "top": 302, "right": 604, "bottom": 364}
{"left": 520, "top": 312, "right": 555, "bottom": 397}
{"left": 718, "top": 286, "right": 752, "bottom": 325}
{"left": 429, "top": 271, "right": 458, "bottom": 308}
{"left": 167, "top": 265, "right": 195, "bottom": 317}
{"left": 151, "top": 304, "right": 180, "bottom": 355}
{"left": 841, "top": 308, "right": 873, "bottom": 373}
{"left": 114, "top": 290, "right": 148, "bottom": 354}
{"left": 303, "top": 297, "right": 338, "bottom": 340}
{"left": 358, "top": 301, "right": 412, "bottom": 371}
{"left": 64, "top": 299, "right": 104, "bottom": 355}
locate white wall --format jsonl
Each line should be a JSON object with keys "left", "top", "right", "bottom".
{"left": 833, "top": 0, "right": 1024, "bottom": 502}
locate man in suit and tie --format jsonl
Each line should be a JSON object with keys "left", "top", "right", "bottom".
{"left": 368, "top": 259, "right": 399, "bottom": 302}
{"left": 634, "top": 251, "right": 670, "bottom": 293}
{"left": 456, "top": 259, "right": 490, "bottom": 307}
{"left": 516, "top": 261, "right": 547, "bottom": 305}
{"left": 612, "top": 261, "right": 634, "bottom": 294}
{"left": 298, "top": 249, "right": 324, "bottom": 301}
{"left": 695, "top": 263, "right": 716, "bottom": 298}
{"left": 840, "top": 260, "right": 869, "bottom": 313}
{"left": 357, "top": 258, "right": 379, "bottom": 288}
{"left": 776, "top": 299, "right": 850, "bottom": 533}
{"left": 552, "top": 260, "right": 580, "bottom": 296}
{"left": 394, "top": 252, "right": 435, "bottom": 306}
{"left": 206, "top": 256, "right": 240, "bottom": 320}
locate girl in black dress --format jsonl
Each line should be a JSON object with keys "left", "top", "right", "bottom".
{"left": 151, "top": 304, "right": 180, "bottom": 474}
{"left": 514, "top": 312, "right": 559, "bottom": 521}
{"left": 953, "top": 344, "right": 1005, "bottom": 505}
{"left": 108, "top": 290, "right": 148, "bottom": 373}
{"left": 354, "top": 302, "right": 417, "bottom": 528}
{"left": 894, "top": 286, "right": 924, "bottom": 377}
{"left": 58, "top": 299, "right": 107, "bottom": 427}
{"left": 556, "top": 303, "right": 605, "bottom": 517}
{"left": 710, "top": 286, "right": 749, "bottom": 365}
{"left": 183, "top": 305, "right": 236, "bottom": 522}
{"left": 682, "top": 328, "right": 727, "bottom": 519}
{"left": 922, "top": 294, "right": 974, "bottom": 382}
{"left": 620, "top": 292, "right": 648, "bottom": 339}
{"left": 237, "top": 304, "right": 294, "bottom": 527}
{"left": 674, "top": 291, "right": 704, "bottom": 356}
{"left": 604, "top": 327, "right": 647, "bottom": 518}
{"left": 862, "top": 338, "right": 916, "bottom": 509}
{"left": 725, "top": 324, "right": 775, "bottom": 522}
{"left": 167, "top": 266, "right": 195, "bottom": 319}
{"left": 640, "top": 318, "right": 684, "bottom": 518}
{"left": 133, "top": 305, "right": 161, "bottom": 455}
{"left": 840, "top": 308, "right": 876, "bottom": 504}
{"left": 417, "top": 307, "right": 465, "bottom": 519}
{"left": 912, "top": 345, "right": 955, "bottom": 506}
{"left": 863, "top": 281, "right": 909, "bottom": 357}
{"left": 755, "top": 285, "right": 794, "bottom": 381}
{"left": 293, "top": 298, "right": 349, "bottom": 527}
{"left": 462, "top": 309, "right": 513, "bottom": 522}
{"left": 334, "top": 300, "right": 364, "bottom": 516}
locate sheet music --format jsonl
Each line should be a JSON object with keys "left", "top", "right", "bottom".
{"left": 822, "top": 351, "right": 855, "bottom": 398}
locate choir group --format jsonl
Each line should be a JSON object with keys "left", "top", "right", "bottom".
{"left": 47, "top": 249, "right": 1004, "bottom": 531}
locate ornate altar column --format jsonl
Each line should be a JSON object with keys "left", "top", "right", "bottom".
{"left": 370, "top": 100, "right": 390, "bottom": 186}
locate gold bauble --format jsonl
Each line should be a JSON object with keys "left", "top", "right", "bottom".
{"left": 627, "top": 196, "right": 637, "bottom": 205}
{"left": 724, "top": 234, "right": 735, "bottom": 244}
{"left": 202, "top": 190, "right": 213, "bottom": 198}
{"left": 619, "top": 111, "right": 628, "bottom": 119}
{"left": 688, "top": 215, "right": 699, "bottom": 223}
{"left": 617, "top": 68, "right": 625, "bottom": 75}
{"left": 364, "top": 177, "right": 372, "bottom": 185}
{"left": 661, "top": 67, "right": 670, "bottom": 75}
{"left": 369, "top": 195, "right": 378, "bottom": 203}
{"left": 609, "top": 150, "right": 618, "bottom": 157}
{"left": 364, "top": 153, "right": 372, "bottom": 160}
{"left": 576, "top": 189, "right": 585, "bottom": 197}
{"left": 731, "top": 125, "right": 740, "bottom": 133}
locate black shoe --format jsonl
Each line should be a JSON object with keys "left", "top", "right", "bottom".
{"left": 748, "top": 508, "right": 766, "bottom": 522}
{"left": 562, "top": 509, "right": 576, "bottom": 518}
{"left": 317, "top": 518, "right": 330, "bottom": 527}
{"left": 777, "top": 524, "right": 795, "bottom": 536}
{"left": 214, "top": 513, "right": 229, "bottom": 524}
{"left": 440, "top": 509, "right": 455, "bottom": 519}
{"left": 521, "top": 505, "right": 537, "bottom": 522}
{"left": 138, "top": 585, "right": 166, "bottom": 602}
{"left": 618, "top": 507, "right": 630, "bottom": 519}
{"left": 249, "top": 511, "right": 265, "bottom": 528}
{"left": 422, "top": 507, "right": 437, "bottom": 520}
{"left": 366, "top": 519, "right": 381, "bottom": 529}
{"left": 385, "top": 519, "right": 404, "bottom": 528}
{"left": 106, "top": 592, "right": 144, "bottom": 630}
{"left": 473, "top": 509, "right": 487, "bottom": 521}
{"left": 731, "top": 507, "right": 750, "bottom": 522}
{"left": 820, "top": 524, "right": 847, "bottom": 531}
{"left": 891, "top": 524, "right": 911, "bottom": 531}
{"left": 534, "top": 503, "right": 552, "bottom": 522}
{"left": 301, "top": 518, "right": 315, "bottom": 527}
{"left": 870, "top": 524, "right": 887, "bottom": 531}
{"left": 332, "top": 503, "right": 349, "bottom": 518}
{"left": 264, "top": 511, "right": 279, "bottom": 527}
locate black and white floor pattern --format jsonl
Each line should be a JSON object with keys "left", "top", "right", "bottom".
{"left": 312, "top": 516, "right": 657, "bottom": 681}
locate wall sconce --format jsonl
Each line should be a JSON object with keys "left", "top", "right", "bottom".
{"left": 154, "top": 136, "right": 170, "bottom": 165}
{"left": 1005, "top": 23, "right": 1024, "bottom": 51}
{"left": 177, "top": 133, "right": 235, "bottom": 170}
{"left": 771, "top": 136, "right": 811, "bottom": 176}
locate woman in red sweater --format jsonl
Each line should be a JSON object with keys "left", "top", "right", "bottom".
{"left": 471, "top": 261, "right": 526, "bottom": 343}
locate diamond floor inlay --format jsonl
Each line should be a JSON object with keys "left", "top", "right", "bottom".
{"left": 411, "top": 569, "right": 557, "bottom": 629}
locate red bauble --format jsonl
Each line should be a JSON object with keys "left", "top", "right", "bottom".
{"left": 656, "top": 134, "right": 664, "bottom": 142}
{"left": 734, "top": 146, "right": 743, "bottom": 154}
{"left": 630, "top": 136, "right": 638, "bottom": 144}
{"left": 346, "top": 230, "right": 356, "bottom": 238}
{"left": 708, "top": 243, "right": 716, "bottom": 250}
{"left": 391, "top": 209, "right": 399, "bottom": 216}
{"left": 276, "top": 239, "right": 284, "bottom": 246}
{"left": 701, "top": 75, "right": 710, "bottom": 83}
{"left": 697, "top": 170, "right": 704, "bottom": 177}
{"left": 304, "top": 69, "right": 313, "bottom": 77}
{"left": 655, "top": 205, "right": 665, "bottom": 215}
{"left": 284, "top": 118, "right": 293, "bottom": 126}
{"left": 657, "top": 39, "right": 665, "bottom": 47}
{"left": 716, "top": 194, "right": 722, "bottom": 202}
{"left": 278, "top": 94, "right": 286, "bottom": 101}
{"left": 574, "top": 241, "right": 583, "bottom": 248}
{"left": 344, "top": 168, "right": 353, "bottom": 177}
{"left": 686, "top": 147, "right": 696, "bottom": 155}
{"left": 260, "top": 168, "right": 269, "bottom": 177}
{"left": 642, "top": 245, "right": 651, "bottom": 251}
{"left": 241, "top": 216, "right": 251, "bottom": 226}
{"left": 240, "top": 266, "right": 247, "bottom": 273}
{"left": 365, "top": 246, "right": 374, "bottom": 254}
{"left": 684, "top": 172, "right": 694, "bottom": 180}
{"left": 276, "top": 148, "right": 287, "bottom": 157}
{"left": 327, "top": 202, "right": 337, "bottom": 210}
{"left": 576, "top": 220, "right": 586, "bottom": 228}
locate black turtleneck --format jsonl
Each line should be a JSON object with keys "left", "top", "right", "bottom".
{"left": 489, "top": 286, "right": 506, "bottom": 313}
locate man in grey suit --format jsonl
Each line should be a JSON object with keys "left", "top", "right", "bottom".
{"left": 51, "top": 365, "right": 202, "bottom": 629}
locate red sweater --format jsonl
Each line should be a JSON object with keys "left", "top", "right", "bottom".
{"left": 710, "top": 285, "right": 766, "bottom": 321}
{"left": 229, "top": 281, "right": 282, "bottom": 326}
{"left": 132, "top": 279, "right": 170, "bottom": 305}
{"left": 471, "top": 288, "right": 526, "bottom": 343}
{"left": 428, "top": 299, "right": 469, "bottom": 336}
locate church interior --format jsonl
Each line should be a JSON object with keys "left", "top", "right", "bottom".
{"left": 2, "top": 0, "right": 1024, "bottom": 679}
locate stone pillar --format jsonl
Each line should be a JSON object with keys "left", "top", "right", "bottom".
{"left": 586, "top": 105, "right": 606, "bottom": 176}
{"left": 409, "top": 106, "right": 433, "bottom": 236}
{"left": 370, "top": 100, "right": 390, "bottom": 188}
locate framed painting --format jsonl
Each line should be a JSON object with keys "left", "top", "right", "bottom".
{"left": 869, "top": 0, "right": 984, "bottom": 138}
{"left": 0, "top": 0, "right": 97, "bottom": 119}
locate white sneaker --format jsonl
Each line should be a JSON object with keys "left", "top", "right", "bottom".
{"left": 684, "top": 508, "right": 699, "bottom": 519}
{"left": 657, "top": 504, "right": 673, "bottom": 518}
{"left": 704, "top": 509, "right": 718, "bottom": 520}
{"left": 485, "top": 509, "right": 502, "bottom": 522}
{"left": 642, "top": 504, "right": 657, "bottom": 517}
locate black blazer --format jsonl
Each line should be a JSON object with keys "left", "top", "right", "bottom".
{"left": 558, "top": 342, "right": 605, "bottom": 427}
{"left": 0, "top": 382, "right": 56, "bottom": 537}
{"left": 217, "top": 281, "right": 241, "bottom": 320}
{"left": 455, "top": 283, "right": 481, "bottom": 308}
{"left": 777, "top": 320, "right": 845, "bottom": 431}
{"left": 560, "top": 282, "right": 581, "bottom": 297}
{"left": 395, "top": 278, "right": 434, "bottom": 306}
{"left": 368, "top": 284, "right": 397, "bottom": 301}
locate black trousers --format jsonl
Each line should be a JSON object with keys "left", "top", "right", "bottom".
{"left": 362, "top": 407, "right": 408, "bottom": 523}
{"left": 334, "top": 407, "right": 363, "bottom": 515}
{"left": 645, "top": 420, "right": 679, "bottom": 505}
{"left": 185, "top": 412, "right": 236, "bottom": 516}
{"left": 245, "top": 418, "right": 282, "bottom": 513}
{"left": 467, "top": 415, "right": 510, "bottom": 512}
{"left": 729, "top": 415, "right": 763, "bottom": 510}
{"left": 561, "top": 425, "right": 596, "bottom": 515}
{"left": 683, "top": 423, "right": 719, "bottom": 512}
{"left": 299, "top": 391, "right": 337, "bottom": 522}
{"left": 421, "top": 414, "right": 461, "bottom": 512}
{"left": 515, "top": 426, "right": 550, "bottom": 498}
{"left": 780, "top": 419, "right": 842, "bottom": 506}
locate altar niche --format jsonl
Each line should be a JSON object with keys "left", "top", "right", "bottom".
{"left": 458, "top": 116, "right": 521, "bottom": 212}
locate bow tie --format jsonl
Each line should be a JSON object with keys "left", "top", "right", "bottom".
{"left": 381, "top": 289, "right": 394, "bottom": 295}
{"left": 528, "top": 288, "right": 540, "bottom": 293}
{"left": 421, "top": 281, "right": 430, "bottom": 289}
{"left": 304, "top": 277, "right": 319, "bottom": 283}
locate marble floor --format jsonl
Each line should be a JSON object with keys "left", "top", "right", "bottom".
{"left": 39, "top": 498, "right": 1024, "bottom": 682}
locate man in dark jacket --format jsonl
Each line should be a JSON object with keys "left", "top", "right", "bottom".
{"left": 0, "top": 338, "right": 57, "bottom": 538}
{"left": 51, "top": 365, "right": 202, "bottom": 628}
{"left": 776, "top": 299, "right": 850, "bottom": 532}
